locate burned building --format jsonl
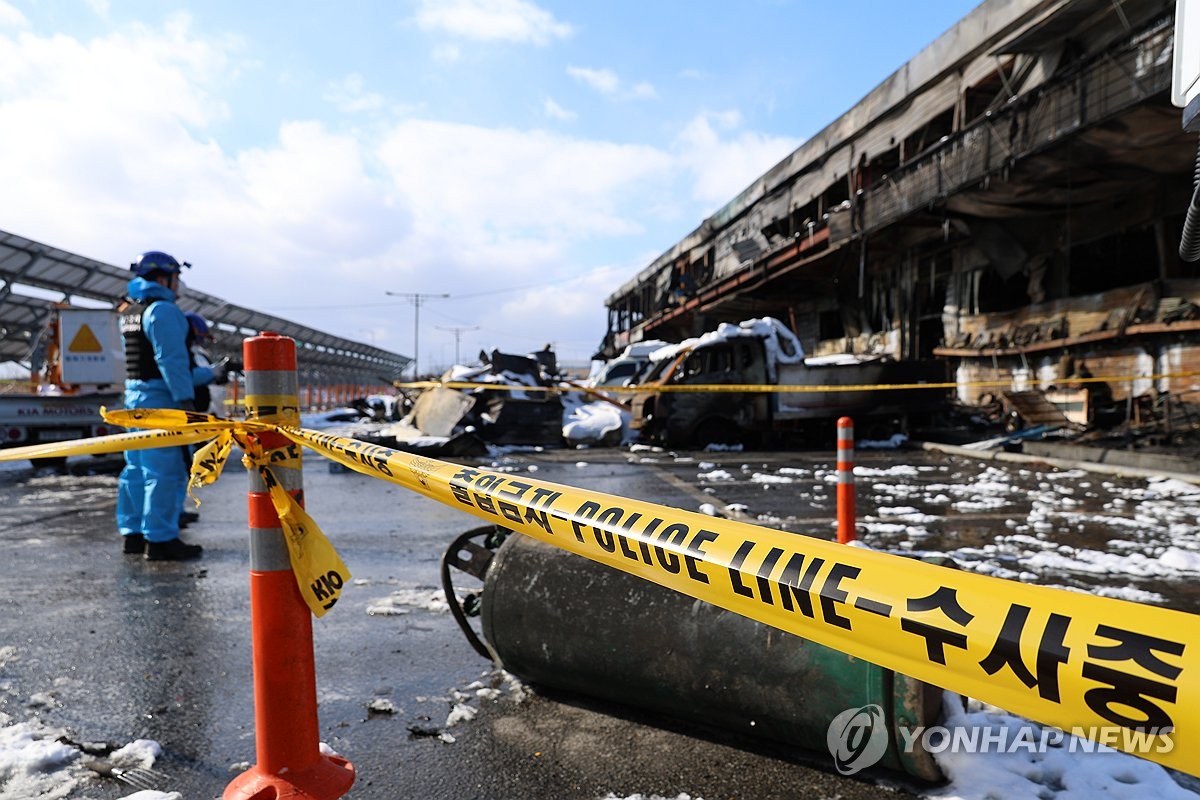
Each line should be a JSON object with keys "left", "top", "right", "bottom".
{"left": 600, "top": 0, "right": 1200, "bottom": 429}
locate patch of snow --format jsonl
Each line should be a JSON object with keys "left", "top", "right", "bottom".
{"left": 366, "top": 587, "right": 449, "bottom": 616}
{"left": 928, "top": 695, "right": 1197, "bottom": 800}
{"left": 858, "top": 433, "right": 909, "bottom": 450}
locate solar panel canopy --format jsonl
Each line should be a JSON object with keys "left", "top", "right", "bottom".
{"left": 0, "top": 229, "right": 411, "bottom": 384}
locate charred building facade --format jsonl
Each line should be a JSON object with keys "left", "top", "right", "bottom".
{"left": 600, "top": 0, "right": 1200, "bottom": 423}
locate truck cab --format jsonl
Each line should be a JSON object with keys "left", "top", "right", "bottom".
{"left": 630, "top": 337, "right": 770, "bottom": 447}
{"left": 630, "top": 316, "right": 948, "bottom": 448}
{"left": 588, "top": 339, "right": 667, "bottom": 389}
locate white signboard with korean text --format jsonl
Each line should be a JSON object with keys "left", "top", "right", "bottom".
{"left": 58, "top": 308, "right": 124, "bottom": 385}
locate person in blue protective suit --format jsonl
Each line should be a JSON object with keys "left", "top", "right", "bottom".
{"left": 177, "top": 312, "right": 222, "bottom": 529}
{"left": 185, "top": 312, "right": 217, "bottom": 415}
{"left": 117, "top": 251, "right": 203, "bottom": 561}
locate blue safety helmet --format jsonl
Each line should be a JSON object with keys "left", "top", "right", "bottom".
{"left": 185, "top": 312, "right": 211, "bottom": 340}
{"left": 130, "top": 250, "right": 190, "bottom": 278}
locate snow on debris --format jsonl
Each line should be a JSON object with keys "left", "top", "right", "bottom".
{"left": 927, "top": 696, "right": 1198, "bottom": 800}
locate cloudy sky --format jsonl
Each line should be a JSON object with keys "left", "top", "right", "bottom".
{"left": 0, "top": 0, "right": 979, "bottom": 373}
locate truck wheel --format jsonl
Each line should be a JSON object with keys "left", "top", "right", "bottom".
{"left": 692, "top": 418, "right": 742, "bottom": 448}
{"left": 861, "top": 417, "right": 899, "bottom": 443}
{"left": 30, "top": 456, "right": 69, "bottom": 474}
{"left": 645, "top": 421, "right": 669, "bottom": 446}
{"left": 638, "top": 401, "right": 666, "bottom": 445}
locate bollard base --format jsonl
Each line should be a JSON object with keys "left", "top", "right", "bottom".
{"left": 223, "top": 754, "right": 354, "bottom": 800}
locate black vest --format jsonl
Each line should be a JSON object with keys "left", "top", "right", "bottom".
{"left": 121, "top": 300, "right": 163, "bottom": 381}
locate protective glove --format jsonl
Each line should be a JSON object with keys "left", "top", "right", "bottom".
{"left": 178, "top": 399, "right": 197, "bottom": 413}
{"left": 210, "top": 356, "right": 235, "bottom": 385}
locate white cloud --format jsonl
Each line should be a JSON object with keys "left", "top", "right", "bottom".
{"left": 567, "top": 65, "right": 619, "bottom": 95}
{"left": 324, "top": 73, "right": 385, "bottom": 114}
{"left": 432, "top": 43, "right": 461, "bottom": 63}
{"left": 0, "top": 15, "right": 232, "bottom": 243}
{"left": 502, "top": 264, "right": 624, "bottom": 321}
{"left": 543, "top": 97, "right": 576, "bottom": 121}
{"left": 414, "top": 0, "right": 572, "bottom": 45}
{"left": 84, "top": 0, "right": 110, "bottom": 20}
{"left": 628, "top": 81, "right": 658, "bottom": 100}
{"left": 238, "top": 121, "right": 405, "bottom": 249}
{"left": 567, "top": 65, "right": 656, "bottom": 101}
{"left": 673, "top": 110, "right": 804, "bottom": 206}
{"left": 0, "top": 20, "right": 404, "bottom": 306}
{"left": 376, "top": 119, "right": 672, "bottom": 242}
{"left": 0, "top": 14, "right": 225, "bottom": 128}
{"left": 490, "top": 264, "right": 626, "bottom": 352}
{"left": 0, "top": 15, "right": 805, "bottom": 366}
{"left": 0, "top": 16, "right": 670, "bottom": 362}
{"left": 0, "top": 1, "right": 26, "bottom": 28}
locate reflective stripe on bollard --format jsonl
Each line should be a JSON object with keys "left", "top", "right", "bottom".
{"left": 836, "top": 417, "right": 856, "bottom": 544}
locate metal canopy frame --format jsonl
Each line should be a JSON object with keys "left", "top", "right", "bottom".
{"left": 0, "top": 228, "right": 411, "bottom": 384}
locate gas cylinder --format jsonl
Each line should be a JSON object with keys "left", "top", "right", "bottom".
{"left": 446, "top": 528, "right": 945, "bottom": 781}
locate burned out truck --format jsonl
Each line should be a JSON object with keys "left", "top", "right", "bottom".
{"left": 629, "top": 318, "right": 947, "bottom": 447}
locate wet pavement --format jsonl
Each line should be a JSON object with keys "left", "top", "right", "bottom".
{"left": 619, "top": 448, "right": 1200, "bottom": 615}
{"left": 0, "top": 443, "right": 1197, "bottom": 798}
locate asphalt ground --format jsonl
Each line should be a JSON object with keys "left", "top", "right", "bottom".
{"left": 0, "top": 444, "right": 1196, "bottom": 799}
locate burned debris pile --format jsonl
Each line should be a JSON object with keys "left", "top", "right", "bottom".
{"left": 300, "top": 309, "right": 1200, "bottom": 461}
{"left": 305, "top": 346, "right": 629, "bottom": 455}
{"left": 408, "top": 349, "right": 564, "bottom": 448}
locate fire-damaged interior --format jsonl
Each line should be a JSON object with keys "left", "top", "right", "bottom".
{"left": 600, "top": 0, "right": 1200, "bottom": 439}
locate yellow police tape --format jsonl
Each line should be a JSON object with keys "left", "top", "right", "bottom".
{"left": 0, "top": 424, "right": 219, "bottom": 460}
{"left": 393, "top": 369, "right": 1200, "bottom": 394}
{"left": 0, "top": 408, "right": 350, "bottom": 618}
{"left": 112, "top": 408, "right": 349, "bottom": 618}
{"left": 1, "top": 410, "right": 1198, "bottom": 775}
{"left": 234, "top": 429, "right": 351, "bottom": 616}
{"left": 286, "top": 423, "right": 1200, "bottom": 775}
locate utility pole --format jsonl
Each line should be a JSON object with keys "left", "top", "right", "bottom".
{"left": 437, "top": 325, "right": 479, "bottom": 366}
{"left": 385, "top": 291, "right": 450, "bottom": 379}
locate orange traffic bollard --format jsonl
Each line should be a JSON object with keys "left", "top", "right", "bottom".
{"left": 836, "top": 416, "right": 856, "bottom": 544}
{"left": 224, "top": 332, "right": 355, "bottom": 800}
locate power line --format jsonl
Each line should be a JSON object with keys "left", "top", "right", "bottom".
{"left": 449, "top": 274, "right": 583, "bottom": 299}
{"left": 385, "top": 291, "right": 450, "bottom": 378}
{"left": 264, "top": 274, "right": 584, "bottom": 311}
{"left": 436, "top": 325, "right": 479, "bottom": 365}
{"left": 424, "top": 305, "right": 596, "bottom": 350}
{"left": 261, "top": 299, "right": 412, "bottom": 311}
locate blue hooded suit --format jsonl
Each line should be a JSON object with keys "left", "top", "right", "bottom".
{"left": 116, "top": 276, "right": 196, "bottom": 543}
